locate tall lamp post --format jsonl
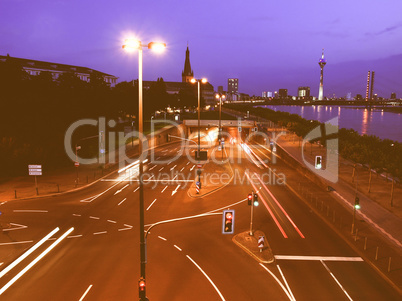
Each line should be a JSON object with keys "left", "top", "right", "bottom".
{"left": 215, "top": 93, "right": 226, "bottom": 161}
{"left": 122, "top": 38, "right": 166, "bottom": 301}
{"left": 190, "top": 78, "right": 207, "bottom": 157}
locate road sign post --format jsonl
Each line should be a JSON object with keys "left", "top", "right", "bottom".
{"left": 28, "top": 165, "right": 42, "bottom": 195}
{"left": 258, "top": 236, "right": 265, "bottom": 252}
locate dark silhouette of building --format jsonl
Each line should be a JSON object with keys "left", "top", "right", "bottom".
{"left": 182, "top": 45, "right": 194, "bottom": 83}
{"left": 279, "top": 89, "right": 288, "bottom": 99}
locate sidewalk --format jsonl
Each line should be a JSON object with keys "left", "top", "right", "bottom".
{"left": 276, "top": 134, "right": 402, "bottom": 249}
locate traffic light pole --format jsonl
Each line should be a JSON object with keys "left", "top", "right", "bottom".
{"left": 249, "top": 191, "right": 254, "bottom": 236}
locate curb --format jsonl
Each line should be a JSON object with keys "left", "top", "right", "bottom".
{"left": 232, "top": 230, "right": 275, "bottom": 264}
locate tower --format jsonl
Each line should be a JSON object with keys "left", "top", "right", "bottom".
{"left": 182, "top": 45, "right": 194, "bottom": 83}
{"left": 318, "top": 49, "right": 326, "bottom": 100}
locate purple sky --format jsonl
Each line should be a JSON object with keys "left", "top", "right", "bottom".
{"left": 1, "top": 0, "right": 402, "bottom": 98}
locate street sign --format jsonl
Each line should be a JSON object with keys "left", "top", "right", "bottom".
{"left": 75, "top": 162, "right": 80, "bottom": 167}
{"left": 28, "top": 165, "right": 42, "bottom": 176}
{"left": 197, "top": 164, "right": 202, "bottom": 169}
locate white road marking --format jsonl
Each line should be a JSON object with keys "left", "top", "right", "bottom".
{"left": 133, "top": 187, "right": 140, "bottom": 192}
{"left": 149, "top": 165, "right": 156, "bottom": 171}
{"left": 170, "top": 164, "right": 177, "bottom": 171}
{"left": 146, "top": 199, "right": 157, "bottom": 211}
{"left": 0, "top": 227, "right": 74, "bottom": 296}
{"left": 321, "top": 260, "right": 353, "bottom": 301}
{"left": 67, "top": 235, "right": 82, "bottom": 238}
{"left": 79, "top": 284, "right": 93, "bottom": 301}
{"left": 275, "top": 255, "right": 363, "bottom": 262}
{"left": 161, "top": 186, "right": 168, "bottom": 193}
{"left": 158, "top": 236, "right": 167, "bottom": 241}
{"left": 93, "top": 231, "right": 107, "bottom": 235}
{"left": 190, "top": 165, "right": 195, "bottom": 171}
{"left": 159, "top": 167, "right": 164, "bottom": 171}
{"left": 118, "top": 198, "right": 127, "bottom": 206}
{"left": 0, "top": 241, "right": 33, "bottom": 246}
{"left": 2, "top": 223, "right": 28, "bottom": 232}
{"left": 172, "top": 175, "right": 178, "bottom": 181}
{"left": 73, "top": 214, "right": 81, "bottom": 217}
{"left": 277, "top": 265, "right": 296, "bottom": 301}
{"left": 114, "top": 184, "right": 129, "bottom": 195}
{"left": 259, "top": 263, "right": 295, "bottom": 301}
{"left": 107, "top": 220, "right": 117, "bottom": 224}
{"left": 187, "top": 255, "right": 226, "bottom": 301}
{"left": 0, "top": 228, "right": 59, "bottom": 279}
{"left": 124, "top": 224, "right": 133, "bottom": 228}
{"left": 171, "top": 184, "right": 181, "bottom": 196}
{"left": 186, "top": 162, "right": 190, "bottom": 165}
{"left": 180, "top": 167, "right": 185, "bottom": 172}
{"left": 174, "top": 245, "right": 182, "bottom": 251}
{"left": 89, "top": 216, "right": 100, "bottom": 220}
{"left": 13, "top": 210, "right": 48, "bottom": 213}
{"left": 118, "top": 227, "right": 131, "bottom": 231}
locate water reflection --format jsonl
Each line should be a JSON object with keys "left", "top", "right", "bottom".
{"left": 261, "top": 105, "right": 402, "bottom": 142}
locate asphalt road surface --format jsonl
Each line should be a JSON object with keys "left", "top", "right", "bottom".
{"left": 0, "top": 129, "right": 400, "bottom": 300}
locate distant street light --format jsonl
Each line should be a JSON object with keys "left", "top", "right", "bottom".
{"left": 122, "top": 38, "right": 166, "bottom": 301}
{"left": 215, "top": 93, "right": 226, "bottom": 161}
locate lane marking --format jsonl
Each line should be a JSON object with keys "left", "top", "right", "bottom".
{"left": 0, "top": 227, "right": 74, "bottom": 296}
{"left": 275, "top": 255, "right": 363, "bottom": 262}
{"left": 0, "top": 241, "right": 33, "bottom": 246}
{"left": 159, "top": 167, "right": 164, "bottom": 171}
{"left": 174, "top": 245, "right": 182, "bottom": 251}
{"left": 107, "top": 220, "right": 117, "bottom": 224}
{"left": 114, "top": 184, "right": 129, "bottom": 195}
{"left": 149, "top": 165, "right": 156, "bottom": 171}
{"left": 247, "top": 173, "right": 288, "bottom": 238}
{"left": 146, "top": 199, "right": 157, "bottom": 211}
{"left": 13, "top": 210, "right": 48, "bottom": 213}
{"left": 2, "top": 223, "right": 28, "bottom": 232}
{"left": 277, "top": 265, "right": 296, "bottom": 301}
{"left": 79, "top": 284, "right": 93, "bottom": 301}
{"left": 186, "top": 255, "right": 226, "bottom": 301}
{"left": 133, "top": 187, "right": 140, "bottom": 192}
{"left": 259, "top": 263, "right": 295, "bottom": 301}
{"left": 171, "top": 184, "right": 181, "bottom": 196}
{"left": 321, "top": 260, "right": 353, "bottom": 301}
{"left": 67, "top": 235, "right": 82, "bottom": 238}
{"left": 93, "top": 231, "right": 107, "bottom": 235}
{"left": 118, "top": 198, "right": 127, "bottom": 206}
{"left": 180, "top": 167, "right": 185, "bottom": 172}
{"left": 170, "top": 164, "right": 177, "bottom": 171}
{"left": 158, "top": 236, "right": 167, "bottom": 241}
{"left": 118, "top": 227, "right": 131, "bottom": 231}
{"left": 0, "top": 228, "right": 59, "bottom": 279}
{"left": 124, "top": 224, "right": 133, "bottom": 228}
{"left": 161, "top": 186, "right": 168, "bottom": 193}
{"left": 255, "top": 173, "right": 305, "bottom": 238}
{"left": 186, "top": 162, "right": 190, "bottom": 165}
{"left": 190, "top": 165, "right": 195, "bottom": 171}
{"left": 89, "top": 216, "right": 100, "bottom": 220}
{"left": 73, "top": 214, "right": 81, "bottom": 217}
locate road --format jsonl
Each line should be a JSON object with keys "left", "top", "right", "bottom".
{"left": 0, "top": 128, "right": 400, "bottom": 300}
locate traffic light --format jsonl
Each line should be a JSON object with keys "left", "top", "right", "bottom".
{"left": 138, "top": 277, "right": 146, "bottom": 299}
{"left": 315, "top": 156, "right": 322, "bottom": 169}
{"left": 247, "top": 194, "right": 252, "bottom": 205}
{"left": 354, "top": 196, "right": 360, "bottom": 209}
{"left": 222, "top": 210, "right": 235, "bottom": 234}
{"left": 253, "top": 193, "right": 259, "bottom": 206}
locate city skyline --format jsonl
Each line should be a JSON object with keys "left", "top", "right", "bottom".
{"left": 1, "top": 0, "right": 401, "bottom": 97}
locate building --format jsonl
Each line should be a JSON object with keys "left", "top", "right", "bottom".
{"left": 140, "top": 46, "right": 214, "bottom": 104}
{"left": 278, "top": 89, "right": 288, "bottom": 99}
{"left": 390, "top": 92, "right": 396, "bottom": 99}
{"left": 318, "top": 49, "right": 326, "bottom": 100}
{"left": 182, "top": 46, "right": 194, "bottom": 83}
{"left": 217, "top": 86, "right": 224, "bottom": 94}
{"left": 298, "top": 86, "right": 310, "bottom": 99}
{"left": 0, "top": 54, "right": 118, "bottom": 87}
{"left": 228, "top": 78, "right": 238, "bottom": 94}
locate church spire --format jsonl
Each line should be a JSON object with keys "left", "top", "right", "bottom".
{"left": 182, "top": 45, "right": 194, "bottom": 83}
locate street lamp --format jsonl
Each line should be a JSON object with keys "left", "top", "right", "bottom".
{"left": 215, "top": 93, "right": 226, "bottom": 161}
{"left": 190, "top": 78, "right": 207, "bottom": 157}
{"left": 122, "top": 38, "right": 166, "bottom": 301}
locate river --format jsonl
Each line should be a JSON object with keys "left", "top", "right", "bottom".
{"left": 260, "top": 105, "right": 402, "bottom": 142}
